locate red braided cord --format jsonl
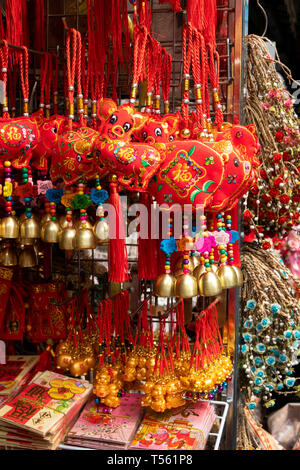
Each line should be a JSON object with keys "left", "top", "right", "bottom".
{"left": 66, "top": 28, "right": 78, "bottom": 129}
{"left": 53, "top": 54, "right": 58, "bottom": 114}
{"left": 0, "top": 40, "right": 9, "bottom": 118}
{"left": 18, "top": 46, "right": 29, "bottom": 116}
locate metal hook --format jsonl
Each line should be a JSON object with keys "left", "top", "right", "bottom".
{"left": 256, "top": 0, "right": 268, "bottom": 37}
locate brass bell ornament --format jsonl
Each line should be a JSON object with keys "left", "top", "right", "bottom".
{"left": 175, "top": 272, "right": 198, "bottom": 299}
{"left": 59, "top": 227, "right": 77, "bottom": 250}
{"left": 19, "top": 245, "right": 38, "bottom": 268}
{"left": 231, "top": 265, "right": 243, "bottom": 287}
{"left": 41, "top": 219, "right": 60, "bottom": 243}
{"left": 0, "top": 216, "right": 19, "bottom": 239}
{"left": 73, "top": 224, "right": 98, "bottom": 250}
{"left": 94, "top": 219, "right": 109, "bottom": 245}
{"left": 154, "top": 273, "right": 176, "bottom": 298}
{"left": 216, "top": 264, "right": 238, "bottom": 289}
{"left": 20, "top": 215, "right": 40, "bottom": 239}
{"left": 198, "top": 270, "right": 222, "bottom": 297}
{"left": 0, "top": 243, "right": 17, "bottom": 266}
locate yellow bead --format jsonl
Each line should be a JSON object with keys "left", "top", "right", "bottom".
{"left": 4, "top": 161, "right": 11, "bottom": 167}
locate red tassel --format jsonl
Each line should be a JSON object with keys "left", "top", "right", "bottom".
{"left": 186, "top": 0, "right": 205, "bottom": 32}
{"left": 159, "top": 0, "right": 181, "bottom": 12}
{"left": 108, "top": 181, "right": 129, "bottom": 283}
{"left": 36, "top": 346, "right": 53, "bottom": 372}
{"left": 34, "top": 0, "right": 45, "bottom": 52}
{"left": 203, "top": 0, "right": 217, "bottom": 49}
{"left": 138, "top": 192, "right": 159, "bottom": 281}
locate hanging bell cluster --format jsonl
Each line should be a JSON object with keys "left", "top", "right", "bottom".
{"left": 41, "top": 214, "right": 101, "bottom": 250}
{"left": 154, "top": 211, "right": 243, "bottom": 299}
{"left": 0, "top": 211, "right": 41, "bottom": 268}
{"left": 154, "top": 254, "right": 242, "bottom": 299}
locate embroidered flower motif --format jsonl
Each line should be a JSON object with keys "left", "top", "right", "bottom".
{"left": 163, "top": 194, "right": 173, "bottom": 203}
{"left": 242, "top": 333, "right": 252, "bottom": 343}
{"left": 255, "top": 343, "right": 266, "bottom": 354}
{"left": 46, "top": 188, "right": 63, "bottom": 204}
{"left": 266, "top": 356, "right": 276, "bottom": 366}
{"left": 71, "top": 194, "right": 91, "bottom": 210}
{"left": 227, "top": 174, "right": 237, "bottom": 184}
{"left": 284, "top": 330, "right": 292, "bottom": 339}
{"left": 48, "top": 379, "right": 85, "bottom": 401}
{"left": 160, "top": 237, "right": 177, "bottom": 255}
{"left": 270, "top": 303, "right": 281, "bottom": 315}
{"left": 205, "top": 156, "right": 215, "bottom": 165}
{"left": 243, "top": 320, "right": 253, "bottom": 329}
{"left": 285, "top": 377, "right": 295, "bottom": 388}
{"left": 247, "top": 299, "right": 257, "bottom": 310}
{"left": 90, "top": 188, "right": 108, "bottom": 205}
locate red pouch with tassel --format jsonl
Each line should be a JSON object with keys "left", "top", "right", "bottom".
{"left": 0, "top": 267, "right": 14, "bottom": 329}
{"left": 0, "top": 283, "right": 25, "bottom": 341}
{"left": 26, "top": 281, "right": 68, "bottom": 343}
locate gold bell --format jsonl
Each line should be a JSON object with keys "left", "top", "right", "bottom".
{"left": 175, "top": 273, "right": 198, "bottom": 298}
{"left": 20, "top": 216, "right": 40, "bottom": 239}
{"left": 0, "top": 245, "right": 17, "bottom": 266}
{"left": 216, "top": 264, "right": 238, "bottom": 289}
{"left": 174, "top": 255, "right": 200, "bottom": 278}
{"left": 59, "top": 227, "right": 76, "bottom": 250}
{"left": 41, "top": 219, "right": 60, "bottom": 243}
{"left": 231, "top": 265, "right": 243, "bottom": 287}
{"left": 59, "top": 214, "right": 69, "bottom": 230}
{"left": 93, "top": 219, "right": 109, "bottom": 246}
{"left": 73, "top": 225, "right": 98, "bottom": 250}
{"left": 154, "top": 273, "right": 176, "bottom": 297}
{"left": 19, "top": 245, "right": 38, "bottom": 268}
{"left": 193, "top": 263, "right": 206, "bottom": 281}
{"left": 0, "top": 216, "right": 19, "bottom": 239}
{"left": 40, "top": 213, "right": 52, "bottom": 227}
{"left": 198, "top": 270, "right": 222, "bottom": 297}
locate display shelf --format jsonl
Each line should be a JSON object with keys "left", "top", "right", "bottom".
{"left": 57, "top": 399, "right": 229, "bottom": 452}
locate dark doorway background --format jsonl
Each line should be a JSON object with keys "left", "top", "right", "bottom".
{"left": 249, "top": 0, "right": 300, "bottom": 79}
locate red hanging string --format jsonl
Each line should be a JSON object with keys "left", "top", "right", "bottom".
{"left": 181, "top": 24, "right": 193, "bottom": 125}
{"left": 53, "top": 54, "right": 58, "bottom": 114}
{"left": 161, "top": 49, "right": 172, "bottom": 114}
{"left": 108, "top": 181, "right": 129, "bottom": 283}
{"left": 0, "top": 40, "right": 9, "bottom": 118}
{"left": 186, "top": 0, "right": 205, "bottom": 32}
{"left": 34, "top": 0, "right": 45, "bottom": 52}
{"left": 137, "top": 192, "right": 159, "bottom": 281}
{"left": 39, "top": 53, "right": 48, "bottom": 115}
{"left": 18, "top": 47, "right": 29, "bottom": 117}
{"left": 45, "top": 53, "right": 53, "bottom": 118}
{"left": 66, "top": 28, "right": 78, "bottom": 130}
{"left": 203, "top": 0, "right": 217, "bottom": 51}
{"left": 159, "top": 0, "right": 181, "bottom": 12}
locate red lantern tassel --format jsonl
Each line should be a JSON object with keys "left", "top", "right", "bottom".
{"left": 186, "top": 0, "right": 205, "bottom": 32}
{"left": 108, "top": 181, "right": 129, "bottom": 283}
{"left": 138, "top": 192, "right": 159, "bottom": 280}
